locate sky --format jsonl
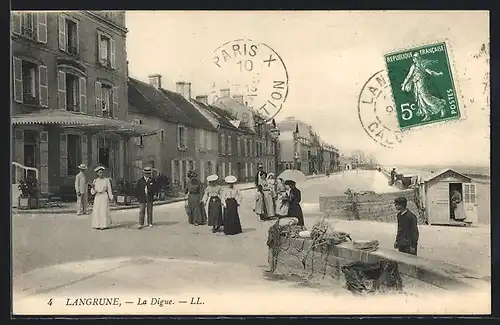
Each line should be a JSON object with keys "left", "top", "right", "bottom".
{"left": 125, "top": 11, "right": 489, "bottom": 167}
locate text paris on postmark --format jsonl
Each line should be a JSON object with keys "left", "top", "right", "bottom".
{"left": 384, "top": 42, "right": 461, "bottom": 129}
{"left": 211, "top": 39, "right": 289, "bottom": 122}
{"left": 358, "top": 70, "right": 403, "bottom": 149}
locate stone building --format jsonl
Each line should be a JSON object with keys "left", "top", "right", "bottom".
{"left": 11, "top": 11, "right": 154, "bottom": 201}
{"left": 128, "top": 76, "right": 217, "bottom": 189}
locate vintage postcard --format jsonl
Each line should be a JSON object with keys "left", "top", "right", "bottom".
{"left": 11, "top": 10, "right": 490, "bottom": 316}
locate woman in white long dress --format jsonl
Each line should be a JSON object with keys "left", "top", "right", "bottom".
{"left": 91, "top": 166, "right": 114, "bottom": 230}
{"left": 451, "top": 190, "right": 466, "bottom": 221}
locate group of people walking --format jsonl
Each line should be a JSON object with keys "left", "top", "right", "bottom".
{"left": 75, "top": 162, "right": 303, "bottom": 234}
{"left": 184, "top": 170, "right": 243, "bottom": 235}
{"left": 253, "top": 164, "right": 304, "bottom": 227}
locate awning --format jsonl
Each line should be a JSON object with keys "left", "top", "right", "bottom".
{"left": 12, "top": 110, "right": 158, "bottom": 137}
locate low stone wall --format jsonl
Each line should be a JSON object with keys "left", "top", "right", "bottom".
{"left": 270, "top": 237, "right": 485, "bottom": 290}
{"left": 319, "top": 189, "right": 425, "bottom": 224}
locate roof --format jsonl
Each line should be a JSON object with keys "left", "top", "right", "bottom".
{"left": 422, "top": 168, "right": 472, "bottom": 183}
{"left": 191, "top": 99, "right": 244, "bottom": 133}
{"left": 213, "top": 97, "right": 256, "bottom": 133}
{"left": 128, "top": 78, "right": 215, "bottom": 131}
{"left": 160, "top": 89, "right": 216, "bottom": 131}
{"left": 12, "top": 110, "right": 157, "bottom": 136}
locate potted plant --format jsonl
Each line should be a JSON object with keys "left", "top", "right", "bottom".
{"left": 115, "top": 179, "right": 134, "bottom": 205}
{"left": 18, "top": 177, "right": 39, "bottom": 209}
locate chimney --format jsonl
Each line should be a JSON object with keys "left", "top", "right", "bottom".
{"left": 148, "top": 74, "right": 162, "bottom": 88}
{"left": 184, "top": 82, "right": 192, "bottom": 100}
{"left": 220, "top": 88, "right": 230, "bottom": 98}
{"left": 233, "top": 94, "right": 244, "bottom": 104}
{"left": 196, "top": 95, "right": 209, "bottom": 105}
{"left": 176, "top": 81, "right": 192, "bottom": 100}
{"left": 176, "top": 81, "right": 185, "bottom": 94}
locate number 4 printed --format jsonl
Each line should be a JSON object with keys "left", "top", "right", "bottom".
{"left": 47, "top": 298, "right": 53, "bottom": 306}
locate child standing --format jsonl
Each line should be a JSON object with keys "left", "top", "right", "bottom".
{"left": 254, "top": 185, "right": 266, "bottom": 221}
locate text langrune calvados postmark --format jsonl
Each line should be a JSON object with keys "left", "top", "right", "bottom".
{"left": 384, "top": 42, "right": 461, "bottom": 129}
{"left": 212, "top": 39, "right": 289, "bottom": 123}
{"left": 358, "top": 70, "right": 403, "bottom": 149}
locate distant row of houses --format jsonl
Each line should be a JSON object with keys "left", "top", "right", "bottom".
{"left": 11, "top": 11, "right": 339, "bottom": 199}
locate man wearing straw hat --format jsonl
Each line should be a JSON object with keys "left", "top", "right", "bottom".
{"left": 75, "top": 163, "right": 88, "bottom": 215}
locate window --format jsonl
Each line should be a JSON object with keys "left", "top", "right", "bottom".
{"left": 94, "top": 81, "right": 117, "bottom": 117}
{"left": 21, "top": 13, "right": 36, "bottom": 40}
{"left": 98, "top": 31, "right": 115, "bottom": 69}
{"left": 13, "top": 57, "right": 48, "bottom": 107}
{"left": 199, "top": 129, "right": 205, "bottom": 151}
{"left": 249, "top": 139, "right": 253, "bottom": 157}
{"left": 133, "top": 119, "right": 143, "bottom": 146}
{"left": 65, "top": 74, "right": 80, "bottom": 112}
{"left": 12, "top": 12, "right": 47, "bottom": 43}
{"left": 228, "top": 135, "right": 232, "bottom": 155}
{"left": 58, "top": 15, "right": 79, "bottom": 54}
{"left": 177, "top": 125, "right": 187, "bottom": 149}
{"left": 221, "top": 134, "right": 226, "bottom": 155}
{"left": 67, "top": 134, "right": 82, "bottom": 176}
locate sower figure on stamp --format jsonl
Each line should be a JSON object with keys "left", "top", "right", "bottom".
{"left": 75, "top": 164, "right": 88, "bottom": 215}
{"left": 135, "top": 167, "right": 157, "bottom": 229}
{"left": 393, "top": 196, "right": 419, "bottom": 256}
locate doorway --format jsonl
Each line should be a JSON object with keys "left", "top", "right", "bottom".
{"left": 98, "top": 147, "right": 110, "bottom": 168}
{"left": 449, "top": 183, "right": 463, "bottom": 220}
{"left": 24, "top": 130, "right": 38, "bottom": 179}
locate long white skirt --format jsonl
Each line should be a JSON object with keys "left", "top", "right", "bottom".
{"left": 454, "top": 202, "right": 467, "bottom": 221}
{"left": 92, "top": 193, "right": 113, "bottom": 228}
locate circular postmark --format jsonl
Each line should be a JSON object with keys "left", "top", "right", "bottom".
{"left": 358, "top": 70, "right": 404, "bottom": 148}
{"left": 210, "top": 39, "right": 289, "bottom": 123}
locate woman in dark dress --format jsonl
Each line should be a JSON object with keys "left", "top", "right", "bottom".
{"left": 202, "top": 174, "right": 223, "bottom": 233}
{"left": 222, "top": 175, "right": 243, "bottom": 235}
{"left": 285, "top": 180, "right": 305, "bottom": 227}
{"left": 185, "top": 171, "right": 205, "bottom": 226}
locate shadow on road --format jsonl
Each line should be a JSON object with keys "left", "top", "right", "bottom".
{"left": 109, "top": 221, "right": 180, "bottom": 229}
{"left": 242, "top": 228, "right": 256, "bottom": 233}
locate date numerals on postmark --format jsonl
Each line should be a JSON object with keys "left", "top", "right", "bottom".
{"left": 385, "top": 42, "right": 461, "bottom": 129}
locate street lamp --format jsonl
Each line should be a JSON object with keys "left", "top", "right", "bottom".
{"left": 269, "top": 123, "right": 280, "bottom": 173}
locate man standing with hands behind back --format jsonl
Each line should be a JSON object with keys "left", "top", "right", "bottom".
{"left": 393, "top": 196, "right": 419, "bottom": 255}
{"left": 135, "top": 167, "right": 157, "bottom": 229}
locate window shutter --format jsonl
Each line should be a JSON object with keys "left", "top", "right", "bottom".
{"left": 97, "top": 31, "right": 102, "bottom": 63}
{"left": 39, "top": 131, "right": 49, "bottom": 193}
{"left": 228, "top": 162, "right": 232, "bottom": 176}
{"left": 79, "top": 77, "right": 87, "bottom": 114}
{"left": 199, "top": 130, "right": 204, "bottom": 150}
{"left": 207, "top": 132, "right": 211, "bottom": 151}
{"left": 60, "top": 133, "right": 68, "bottom": 177}
{"left": 110, "top": 38, "right": 116, "bottom": 69}
{"left": 13, "top": 56, "right": 23, "bottom": 103}
{"left": 36, "top": 12, "right": 47, "bottom": 43}
{"left": 38, "top": 65, "right": 48, "bottom": 107}
{"left": 228, "top": 135, "right": 232, "bottom": 155}
{"left": 81, "top": 134, "right": 88, "bottom": 165}
{"left": 75, "top": 21, "right": 80, "bottom": 54}
{"left": 58, "top": 14, "right": 67, "bottom": 51}
{"left": 112, "top": 86, "right": 119, "bottom": 117}
{"left": 57, "top": 70, "right": 66, "bottom": 110}
{"left": 11, "top": 12, "right": 21, "bottom": 34}
{"left": 95, "top": 81, "right": 102, "bottom": 115}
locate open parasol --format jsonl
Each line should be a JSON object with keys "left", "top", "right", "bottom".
{"left": 278, "top": 169, "right": 307, "bottom": 184}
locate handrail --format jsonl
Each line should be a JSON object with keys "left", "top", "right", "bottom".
{"left": 12, "top": 162, "right": 39, "bottom": 182}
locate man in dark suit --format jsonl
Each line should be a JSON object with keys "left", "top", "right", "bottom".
{"left": 393, "top": 196, "right": 419, "bottom": 255}
{"left": 390, "top": 168, "right": 397, "bottom": 185}
{"left": 135, "top": 167, "right": 157, "bottom": 229}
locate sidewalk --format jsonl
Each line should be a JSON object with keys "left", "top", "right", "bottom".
{"left": 12, "top": 174, "right": 328, "bottom": 215}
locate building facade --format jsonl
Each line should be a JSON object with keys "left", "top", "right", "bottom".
{"left": 277, "top": 116, "right": 337, "bottom": 175}
{"left": 128, "top": 76, "right": 217, "bottom": 190}
{"left": 11, "top": 11, "right": 153, "bottom": 200}
{"left": 212, "top": 91, "right": 280, "bottom": 179}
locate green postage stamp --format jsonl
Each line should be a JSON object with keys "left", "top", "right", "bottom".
{"left": 385, "top": 42, "right": 461, "bottom": 129}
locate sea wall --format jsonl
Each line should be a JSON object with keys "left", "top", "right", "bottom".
{"left": 270, "top": 237, "right": 485, "bottom": 290}
{"left": 319, "top": 189, "right": 425, "bottom": 224}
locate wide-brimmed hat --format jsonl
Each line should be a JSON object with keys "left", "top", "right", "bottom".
{"left": 143, "top": 166, "right": 152, "bottom": 173}
{"left": 225, "top": 175, "right": 237, "bottom": 184}
{"left": 284, "top": 180, "right": 296, "bottom": 186}
{"left": 78, "top": 164, "right": 87, "bottom": 170}
{"left": 207, "top": 174, "right": 218, "bottom": 182}
{"left": 94, "top": 166, "right": 105, "bottom": 172}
